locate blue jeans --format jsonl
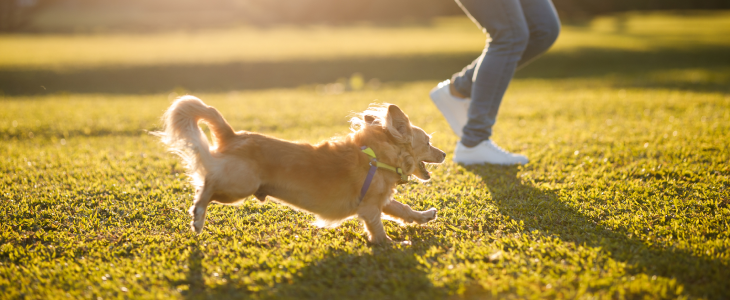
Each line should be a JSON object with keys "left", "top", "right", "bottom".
{"left": 451, "top": 0, "right": 560, "bottom": 147}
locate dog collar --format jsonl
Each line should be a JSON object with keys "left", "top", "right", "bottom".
{"left": 359, "top": 146, "right": 408, "bottom": 202}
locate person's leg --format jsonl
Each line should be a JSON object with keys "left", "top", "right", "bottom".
{"left": 433, "top": 0, "right": 559, "bottom": 147}
{"left": 450, "top": 55, "right": 480, "bottom": 99}
{"left": 456, "top": 0, "right": 530, "bottom": 147}
{"left": 516, "top": 0, "right": 560, "bottom": 70}
{"left": 450, "top": 0, "right": 560, "bottom": 99}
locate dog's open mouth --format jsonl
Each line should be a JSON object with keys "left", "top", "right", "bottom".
{"left": 417, "top": 161, "right": 431, "bottom": 179}
{"left": 419, "top": 161, "right": 428, "bottom": 173}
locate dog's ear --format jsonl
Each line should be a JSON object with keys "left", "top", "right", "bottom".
{"left": 364, "top": 114, "right": 380, "bottom": 125}
{"left": 385, "top": 104, "right": 412, "bottom": 144}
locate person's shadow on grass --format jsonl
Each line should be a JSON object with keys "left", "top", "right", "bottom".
{"left": 464, "top": 164, "right": 729, "bottom": 299}
{"left": 171, "top": 164, "right": 728, "bottom": 299}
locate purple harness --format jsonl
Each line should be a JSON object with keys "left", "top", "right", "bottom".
{"left": 358, "top": 146, "right": 408, "bottom": 202}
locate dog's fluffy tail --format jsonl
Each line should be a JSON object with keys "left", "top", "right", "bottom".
{"left": 153, "top": 95, "right": 235, "bottom": 187}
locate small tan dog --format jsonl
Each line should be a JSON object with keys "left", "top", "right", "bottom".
{"left": 155, "top": 96, "right": 445, "bottom": 243}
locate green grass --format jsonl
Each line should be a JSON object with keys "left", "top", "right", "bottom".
{"left": 1, "top": 11, "right": 730, "bottom": 300}
{"left": 3, "top": 11, "right": 730, "bottom": 95}
{"left": 2, "top": 11, "right": 730, "bottom": 70}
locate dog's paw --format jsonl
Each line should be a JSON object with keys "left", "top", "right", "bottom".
{"left": 190, "top": 220, "right": 204, "bottom": 234}
{"left": 416, "top": 208, "right": 438, "bottom": 224}
{"left": 368, "top": 235, "right": 393, "bottom": 245}
{"left": 189, "top": 205, "right": 206, "bottom": 233}
{"left": 425, "top": 208, "right": 437, "bottom": 221}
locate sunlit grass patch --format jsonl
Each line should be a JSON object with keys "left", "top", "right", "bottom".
{"left": 2, "top": 10, "right": 730, "bottom": 300}
{"left": 554, "top": 11, "right": 730, "bottom": 52}
{"left": 2, "top": 76, "right": 729, "bottom": 298}
{"left": 2, "top": 11, "right": 730, "bottom": 70}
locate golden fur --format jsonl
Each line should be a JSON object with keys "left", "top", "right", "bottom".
{"left": 154, "top": 95, "right": 445, "bottom": 243}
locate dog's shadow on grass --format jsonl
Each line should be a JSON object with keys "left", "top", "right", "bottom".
{"left": 174, "top": 244, "right": 207, "bottom": 299}
{"left": 262, "top": 244, "right": 447, "bottom": 299}
{"left": 464, "top": 164, "right": 729, "bottom": 299}
{"left": 177, "top": 232, "right": 447, "bottom": 300}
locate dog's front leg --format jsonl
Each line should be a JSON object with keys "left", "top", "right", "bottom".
{"left": 383, "top": 199, "right": 437, "bottom": 225}
{"left": 357, "top": 205, "right": 391, "bottom": 244}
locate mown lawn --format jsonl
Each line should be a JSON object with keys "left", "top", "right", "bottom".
{"left": 1, "top": 11, "right": 729, "bottom": 300}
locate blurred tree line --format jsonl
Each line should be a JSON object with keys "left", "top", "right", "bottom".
{"left": 0, "top": 0, "right": 46, "bottom": 31}
{"left": 1, "top": 0, "right": 729, "bottom": 32}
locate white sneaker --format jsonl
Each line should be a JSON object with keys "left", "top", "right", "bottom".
{"left": 429, "top": 80, "right": 471, "bottom": 137}
{"left": 453, "top": 140, "right": 529, "bottom": 165}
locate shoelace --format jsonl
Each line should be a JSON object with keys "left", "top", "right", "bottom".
{"left": 487, "top": 140, "right": 513, "bottom": 155}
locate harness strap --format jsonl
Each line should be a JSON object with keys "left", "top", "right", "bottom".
{"left": 359, "top": 159, "right": 378, "bottom": 202}
{"left": 358, "top": 146, "right": 408, "bottom": 202}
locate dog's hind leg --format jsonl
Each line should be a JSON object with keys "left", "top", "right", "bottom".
{"left": 189, "top": 180, "right": 214, "bottom": 233}
{"left": 357, "top": 205, "right": 391, "bottom": 244}
{"left": 382, "top": 199, "right": 437, "bottom": 225}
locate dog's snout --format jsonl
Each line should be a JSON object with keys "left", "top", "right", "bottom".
{"left": 435, "top": 149, "right": 446, "bottom": 164}
{"left": 426, "top": 149, "right": 447, "bottom": 164}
